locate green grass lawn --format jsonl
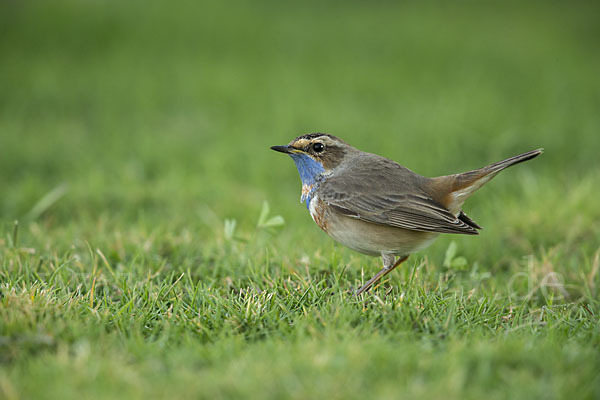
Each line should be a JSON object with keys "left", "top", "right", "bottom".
{"left": 1, "top": 1, "right": 600, "bottom": 398}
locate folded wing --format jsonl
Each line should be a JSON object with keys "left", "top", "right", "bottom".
{"left": 319, "top": 154, "right": 480, "bottom": 235}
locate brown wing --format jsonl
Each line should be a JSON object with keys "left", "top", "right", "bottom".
{"left": 318, "top": 153, "right": 479, "bottom": 235}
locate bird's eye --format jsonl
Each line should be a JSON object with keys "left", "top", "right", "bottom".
{"left": 312, "top": 142, "right": 324, "bottom": 153}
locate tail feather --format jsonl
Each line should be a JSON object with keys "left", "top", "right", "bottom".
{"left": 429, "top": 148, "right": 543, "bottom": 214}
{"left": 480, "top": 148, "right": 544, "bottom": 175}
{"left": 456, "top": 148, "right": 543, "bottom": 187}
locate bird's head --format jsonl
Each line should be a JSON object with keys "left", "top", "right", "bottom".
{"left": 271, "top": 133, "right": 353, "bottom": 206}
{"left": 271, "top": 133, "right": 351, "bottom": 184}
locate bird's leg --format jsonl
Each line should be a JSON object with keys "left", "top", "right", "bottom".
{"left": 355, "top": 255, "right": 409, "bottom": 296}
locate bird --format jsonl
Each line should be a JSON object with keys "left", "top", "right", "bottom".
{"left": 271, "top": 134, "right": 542, "bottom": 295}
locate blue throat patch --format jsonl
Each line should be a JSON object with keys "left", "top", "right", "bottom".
{"left": 288, "top": 153, "right": 325, "bottom": 209}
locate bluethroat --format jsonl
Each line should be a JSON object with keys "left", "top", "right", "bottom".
{"left": 271, "top": 134, "right": 542, "bottom": 295}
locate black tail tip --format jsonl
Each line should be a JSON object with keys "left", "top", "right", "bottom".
{"left": 525, "top": 148, "right": 544, "bottom": 161}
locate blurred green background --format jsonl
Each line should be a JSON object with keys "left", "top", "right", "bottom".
{"left": 1, "top": 0, "right": 600, "bottom": 398}
{"left": 1, "top": 0, "right": 598, "bottom": 227}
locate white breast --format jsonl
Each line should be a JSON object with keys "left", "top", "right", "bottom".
{"left": 308, "top": 194, "right": 319, "bottom": 222}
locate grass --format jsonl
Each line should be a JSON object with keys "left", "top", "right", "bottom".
{"left": 1, "top": 0, "right": 600, "bottom": 398}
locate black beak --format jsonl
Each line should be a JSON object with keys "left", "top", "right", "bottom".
{"left": 270, "top": 145, "right": 291, "bottom": 154}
